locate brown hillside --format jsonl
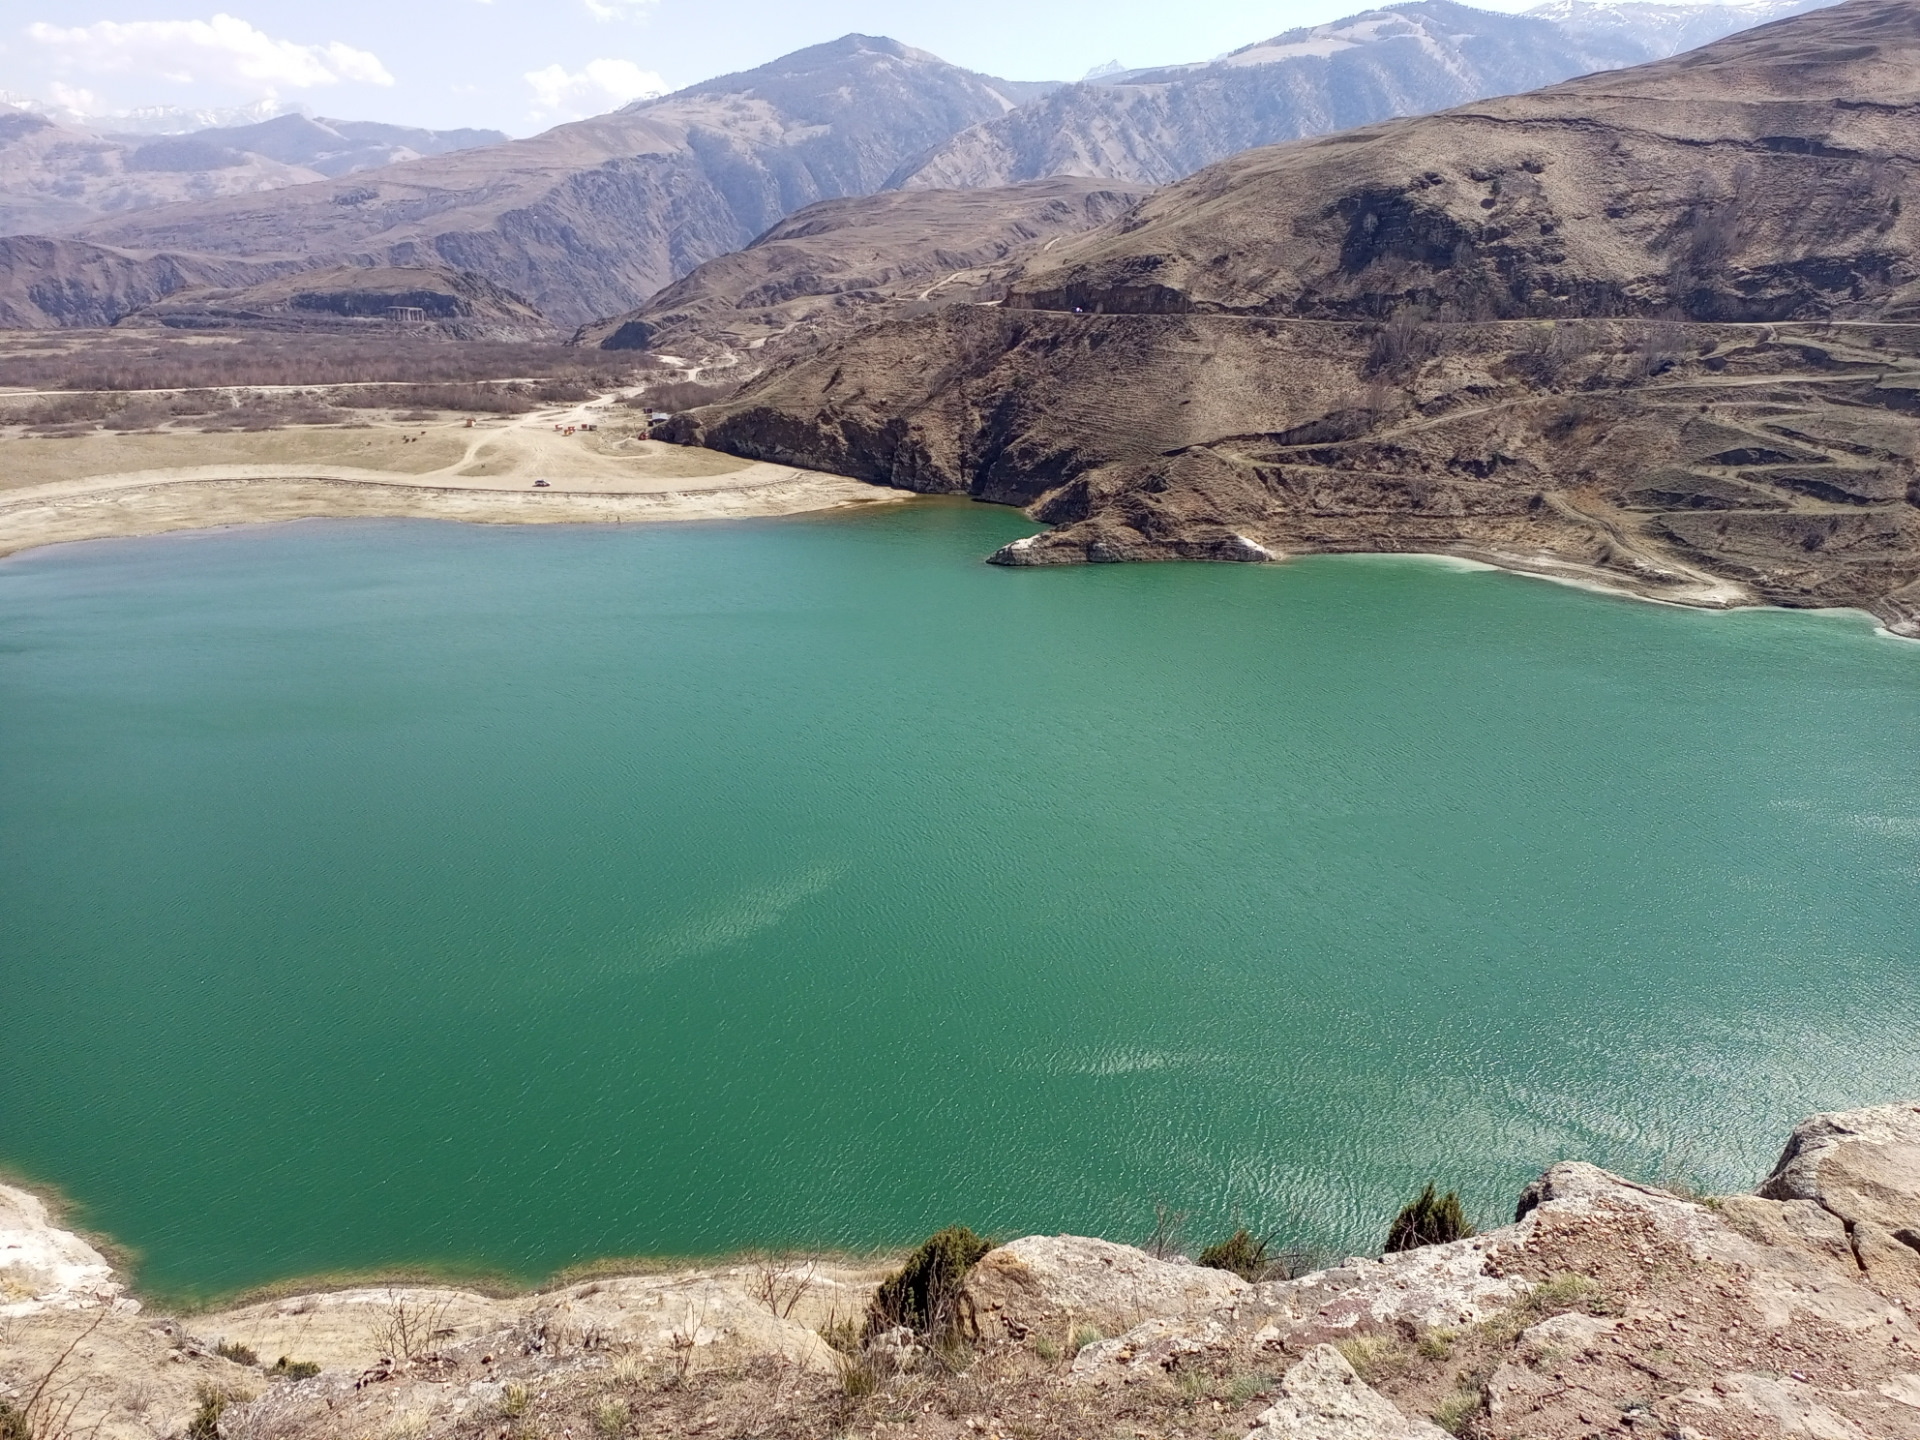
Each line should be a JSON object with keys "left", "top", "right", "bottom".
{"left": 666, "top": 0, "right": 1920, "bottom": 636}
{"left": 573, "top": 178, "right": 1146, "bottom": 368}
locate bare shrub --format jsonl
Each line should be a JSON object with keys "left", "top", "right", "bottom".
{"left": 1665, "top": 162, "right": 1756, "bottom": 310}
{"left": 747, "top": 1251, "right": 817, "bottom": 1320}
{"left": 665, "top": 1298, "right": 707, "bottom": 1387}
{"left": 8, "top": 394, "right": 115, "bottom": 429}
{"left": 3, "top": 1310, "right": 109, "bottom": 1440}
{"left": 1508, "top": 322, "right": 1597, "bottom": 387}
{"left": 1363, "top": 308, "right": 1440, "bottom": 379}
{"left": 1143, "top": 1202, "right": 1188, "bottom": 1260}
{"left": 1625, "top": 321, "right": 1686, "bottom": 380}
{"left": 369, "top": 1288, "right": 455, "bottom": 1366}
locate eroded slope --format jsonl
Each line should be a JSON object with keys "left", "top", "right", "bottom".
{"left": 667, "top": 0, "right": 1920, "bottom": 634}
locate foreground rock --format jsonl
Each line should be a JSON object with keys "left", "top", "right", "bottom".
{"left": 668, "top": 0, "right": 1920, "bottom": 635}
{"left": 2, "top": 1100, "right": 1918, "bottom": 1438}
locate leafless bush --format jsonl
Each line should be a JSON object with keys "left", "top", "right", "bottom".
{"left": 1625, "top": 321, "right": 1687, "bottom": 381}
{"left": 747, "top": 1252, "right": 817, "bottom": 1320}
{"left": 8, "top": 393, "right": 116, "bottom": 428}
{"left": 1143, "top": 1203, "right": 1189, "bottom": 1261}
{"left": 193, "top": 394, "right": 341, "bottom": 430}
{"left": 327, "top": 379, "right": 592, "bottom": 413}
{"left": 2, "top": 1309, "right": 108, "bottom": 1440}
{"left": 1665, "top": 162, "right": 1755, "bottom": 309}
{"left": 369, "top": 1289, "right": 455, "bottom": 1366}
{"left": 1508, "top": 321, "right": 1598, "bottom": 386}
{"left": 1362, "top": 308, "right": 1439, "bottom": 379}
{"left": 665, "top": 1299, "right": 707, "bottom": 1388}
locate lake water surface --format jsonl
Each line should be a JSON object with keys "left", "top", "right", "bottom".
{"left": 3, "top": 502, "right": 1918, "bottom": 1300}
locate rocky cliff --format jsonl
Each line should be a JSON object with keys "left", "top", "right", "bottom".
{"left": 664, "top": 0, "right": 1920, "bottom": 636}
{"left": 0, "top": 237, "right": 303, "bottom": 330}
{"left": 4, "top": 1101, "right": 1918, "bottom": 1439}
{"left": 125, "top": 264, "right": 555, "bottom": 342}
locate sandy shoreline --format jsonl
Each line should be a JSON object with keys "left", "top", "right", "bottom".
{"left": 0, "top": 469, "right": 905, "bottom": 561}
{"left": 0, "top": 400, "right": 907, "bottom": 560}
{"left": 4, "top": 408, "right": 1913, "bottom": 645}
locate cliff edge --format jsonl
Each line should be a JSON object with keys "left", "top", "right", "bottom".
{"left": 3, "top": 1101, "right": 1917, "bottom": 1438}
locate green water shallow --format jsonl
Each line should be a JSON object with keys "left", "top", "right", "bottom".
{"left": 3, "top": 501, "right": 1918, "bottom": 1302}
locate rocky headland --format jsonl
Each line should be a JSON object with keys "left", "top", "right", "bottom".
{"left": 4, "top": 1102, "right": 1918, "bottom": 1439}
{"left": 664, "top": 0, "right": 1920, "bottom": 637}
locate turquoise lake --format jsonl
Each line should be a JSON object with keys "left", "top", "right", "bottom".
{"left": 2, "top": 501, "right": 1917, "bottom": 1301}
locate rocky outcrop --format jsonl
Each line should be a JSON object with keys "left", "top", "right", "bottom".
{"left": 0, "top": 1184, "right": 131, "bottom": 1316}
{"left": 125, "top": 264, "right": 555, "bottom": 341}
{"left": 1759, "top": 1100, "right": 1920, "bottom": 1298}
{"left": 968, "top": 1234, "right": 1248, "bottom": 1338}
{"left": 5, "top": 1099, "right": 1920, "bottom": 1438}
{"left": 1246, "top": 1346, "right": 1448, "bottom": 1439}
{"left": 0, "top": 236, "right": 301, "bottom": 329}
{"left": 1063, "top": 1131, "right": 1920, "bottom": 1438}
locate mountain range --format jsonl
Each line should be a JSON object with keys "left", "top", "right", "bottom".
{"left": 0, "top": 0, "right": 1840, "bottom": 332}
{"left": 0, "top": 109, "right": 505, "bottom": 237}
{"left": 891, "top": 0, "right": 1828, "bottom": 189}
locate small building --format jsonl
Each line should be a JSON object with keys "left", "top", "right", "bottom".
{"left": 385, "top": 306, "right": 427, "bottom": 324}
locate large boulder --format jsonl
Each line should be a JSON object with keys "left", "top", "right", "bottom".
{"left": 1244, "top": 1345, "right": 1448, "bottom": 1440}
{"left": 1758, "top": 1101, "right": 1920, "bottom": 1298}
{"left": 966, "top": 1234, "right": 1247, "bottom": 1340}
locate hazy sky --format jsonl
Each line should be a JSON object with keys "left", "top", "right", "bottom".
{"left": 0, "top": 0, "right": 1718, "bottom": 135}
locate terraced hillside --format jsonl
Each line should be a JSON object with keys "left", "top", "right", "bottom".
{"left": 664, "top": 0, "right": 1920, "bottom": 636}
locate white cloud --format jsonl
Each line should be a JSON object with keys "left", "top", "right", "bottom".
{"left": 582, "top": 0, "right": 660, "bottom": 21}
{"left": 524, "top": 58, "right": 666, "bottom": 121}
{"left": 23, "top": 14, "right": 393, "bottom": 102}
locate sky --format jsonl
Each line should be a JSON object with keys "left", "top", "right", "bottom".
{"left": 0, "top": 0, "right": 1598, "bottom": 135}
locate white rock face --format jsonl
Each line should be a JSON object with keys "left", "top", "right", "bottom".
{"left": 969, "top": 1234, "right": 1248, "bottom": 1336}
{"left": 0, "top": 1182, "right": 131, "bottom": 1314}
{"left": 1244, "top": 1345, "right": 1447, "bottom": 1440}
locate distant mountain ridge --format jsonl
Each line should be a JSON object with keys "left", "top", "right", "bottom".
{"left": 0, "top": 107, "right": 507, "bottom": 237}
{"left": 66, "top": 36, "right": 1051, "bottom": 328}
{"left": 0, "top": 2, "right": 1846, "bottom": 331}
{"left": 891, "top": 0, "right": 1833, "bottom": 189}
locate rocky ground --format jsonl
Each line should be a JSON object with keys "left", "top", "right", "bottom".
{"left": 4, "top": 1102, "right": 1918, "bottom": 1439}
